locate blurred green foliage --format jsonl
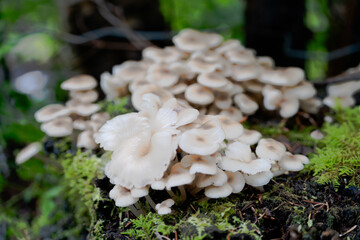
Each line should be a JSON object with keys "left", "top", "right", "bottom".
{"left": 159, "top": 0, "right": 246, "bottom": 39}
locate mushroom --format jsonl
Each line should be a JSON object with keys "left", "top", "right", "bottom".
{"left": 234, "top": 93, "right": 259, "bottom": 115}
{"left": 112, "top": 60, "right": 149, "bottom": 82}
{"left": 15, "top": 142, "right": 42, "bottom": 165}
{"left": 260, "top": 67, "right": 304, "bottom": 87}
{"left": 216, "top": 115, "right": 244, "bottom": 140}
{"left": 77, "top": 130, "right": 97, "bottom": 150}
{"left": 255, "top": 139, "right": 286, "bottom": 162}
{"left": 34, "top": 104, "right": 70, "bottom": 122}
{"left": 109, "top": 185, "right": 141, "bottom": 217}
{"left": 278, "top": 152, "right": 309, "bottom": 171}
{"left": 146, "top": 64, "right": 179, "bottom": 88}
{"left": 310, "top": 130, "right": 324, "bottom": 140}
{"left": 224, "top": 49, "right": 256, "bottom": 65}
{"left": 131, "top": 84, "right": 173, "bottom": 111}
{"left": 181, "top": 154, "right": 218, "bottom": 175}
{"left": 143, "top": 46, "right": 183, "bottom": 63}
{"left": 40, "top": 117, "right": 73, "bottom": 137}
{"left": 219, "top": 107, "right": 243, "bottom": 122}
{"left": 236, "top": 129, "right": 262, "bottom": 145}
{"left": 61, "top": 75, "right": 97, "bottom": 91}
{"left": 184, "top": 83, "right": 215, "bottom": 105}
{"left": 197, "top": 72, "right": 229, "bottom": 89}
{"left": 173, "top": 29, "right": 223, "bottom": 52}
{"left": 155, "top": 199, "right": 175, "bottom": 215}
{"left": 69, "top": 90, "right": 98, "bottom": 103}
{"left": 244, "top": 171, "right": 274, "bottom": 187}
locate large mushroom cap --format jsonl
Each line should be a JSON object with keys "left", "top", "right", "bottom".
{"left": 105, "top": 131, "right": 174, "bottom": 189}
{"left": 61, "top": 75, "right": 97, "bottom": 91}
{"left": 173, "top": 29, "right": 223, "bottom": 52}
{"left": 34, "top": 104, "right": 70, "bottom": 122}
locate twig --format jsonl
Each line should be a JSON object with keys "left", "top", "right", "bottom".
{"left": 92, "top": 0, "right": 152, "bottom": 49}
{"left": 339, "top": 225, "right": 357, "bottom": 238}
{"left": 314, "top": 71, "right": 360, "bottom": 86}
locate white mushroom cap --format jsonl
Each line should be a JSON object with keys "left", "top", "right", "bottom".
{"left": 214, "top": 91, "right": 232, "bottom": 110}
{"left": 151, "top": 178, "right": 167, "bottom": 190}
{"left": 195, "top": 168, "right": 228, "bottom": 188}
{"left": 179, "top": 118, "right": 225, "bottom": 155}
{"left": 169, "top": 61, "right": 196, "bottom": 80}
{"left": 215, "top": 39, "right": 244, "bottom": 53}
{"left": 204, "top": 183, "right": 232, "bottom": 198}
{"left": 166, "top": 162, "right": 195, "bottom": 189}
{"left": 219, "top": 107, "right": 243, "bottom": 122}
{"left": 100, "top": 72, "right": 128, "bottom": 100}
{"left": 219, "top": 156, "right": 271, "bottom": 175}
{"left": 40, "top": 117, "right": 73, "bottom": 137}
{"left": 224, "top": 49, "right": 256, "bottom": 65}
{"left": 225, "top": 171, "right": 245, "bottom": 193}
{"left": 300, "top": 98, "right": 322, "bottom": 114}
{"left": 131, "top": 186, "right": 149, "bottom": 198}
{"left": 162, "top": 98, "right": 199, "bottom": 127}
{"left": 181, "top": 154, "right": 217, "bottom": 175}
{"left": 95, "top": 113, "right": 151, "bottom": 151}
{"left": 236, "top": 129, "right": 262, "bottom": 145}
{"left": 244, "top": 171, "right": 273, "bottom": 187}
{"left": 146, "top": 64, "right": 179, "bottom": 88}
{"left": 310, "top": 130, "right": 324, "bottom": 140}
{"left": 242, "top": 80, "right": 264, "bottom": 93}
{"left": 143, "top": 46, "right": 184, "bottom": 63}
{"left": 15, "top": 142, "right": 42, "bottom": 165}
{"left": 279, "top": 97, "right": 299, "bottom": 118}
{"left": 173, "top": 29, "right": 223, "bottom": 52}
{"left": 256, "top": 139, "right": 286, "bottom": 162}
{"left": 197, "top": 72, "right": 229, "bottom": 88}
{"left": 109, "top": 185, "right": 138, "bottom": 207}
{"left": 231, "top": 64, "right": 260, "bottom": 82}
{"left": 34, "top": 104, "right": 70, "bottom": 122}
{"left": 69, "top": 90, "right": 98, "bottom": 103}
{"left": 217, "top": 115, "right": 244, "bottom": 140}
{"left": 260, "top": 67, "right": 304, "bottom": 87}
{"left": 106, "top": 130, "right": 174, "bottom": 189}
{"left": 72, "top": 103, "right": 101, "bottom": 117}
{"left": 166, "top": 83, "right": 188, "bottom": 95}
{"left": 262, "top": 85, "right": 282, "bottom": 111}
{"left": 77, "top": 130, "right": 97, "bottom": 150}
{"left": 234, "top": 93, "right": 259, "bottom": 115}
{"left": 187, "top": 56, "right": 223, "bottom": 73}
{"left": 184, "top": 83, "right": 215, "bottom": 105}
{"left": 131, "top": 84, "right": 173, "bottom": 111}
{"left": 278, "top": 152, "right": 309, "bottom": 171}
{"left": 257, "top": 56, "right": 275, "bottom": 68}
{"left": 323, "top": 95, "right": 355, "bottom": 108}
{"left": 283, "top": 82, "right": 316, "bottom": 100}
{"left": 155, "top": 199, "right": 175, "bottom": 215}
{"left": 112, "top": 60, "right": 149, "bottom": 82}
{"left": 326, "top": 80, "right": 360, "bottom": 97}
{"left": 61, "top": 75, "right": 97, "bottom": 91}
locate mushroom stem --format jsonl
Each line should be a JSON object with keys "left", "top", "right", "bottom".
{"left": 197, "top": 196, "right": 210, "bottom": 203}
{"left": 166, "top": 189, "right": 176, "bottom": 198}
{"left": 254, "top": 186, "right": 265, "bottom": 192}
{"left": 178, "top": 186, "right": 187, "bottom": 202}
{"left": 134, "top": 202, "right": 145, "bottom": 215}
{"left": 128, "top": 205, "right": 142, "bottom": 217}
{"left": 190, "top": 187, "right": 202, "bottom": 196}
{"left": 145, "top": 195, "right": 156, "bottom": 210}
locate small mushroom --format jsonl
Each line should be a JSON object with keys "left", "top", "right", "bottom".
{"left": 255, "top": 138, "right": 286, "bottom": 162}
{"left": 234, "top": 93, "right": 259, "bottom": 115}
{"left": 244, "top": 171, "right": 273, "bottom": 187}
{"left": 34, "top": 104, "right": 70, "bottom": 122}
{"left": 184, "top": 83, "right": 215, "bottom": 105}
{"left": 109, "top": 185, "right": 139, "bottom": 207}
{"left": 310, "top": 130, "right": 324, "bottom": 140}
{"left": 219, "top": 107, "right": 243, "bottom": 122}
{"left": 69, "top": 90, "right": 98, "bottom": 103}
{"left": 278, "top": 152, "right": 309, "bottom": 171}
{"left": 15, "top": 142, "right": 42, "bottom": 165}
{"left": 77, "top": 130, "right": 97, "bottom": 150}
{"left": 173, "top": 29, "right": 223, "bottom": 52}
{"left": 236, "top": 129, "right": 262, "bottom": 145}
{"left": 181, "top": 154, "right": 218, "bottom": 175}
{"left": 197, "top": 72, "right": 229, "bottom": 89}
{"left": 143, "top": 46, "right": 183, "bottom": 63}
{"left": 155, "top": 199, "right": 175, "bottom": 215}
{"left": 216, "top": 115, "right": 244, "bottom": 140}
{"left": 40, "top": 117, "right": 73, "bottom": 137}
{"left": 61, "top": 75, "right": 97, "bottom": 91}
{"left": 260, "top": 67, "right": 304, "bottom": 87}
{"left": 146, "top": 64, "right": 179, "bottom": 88}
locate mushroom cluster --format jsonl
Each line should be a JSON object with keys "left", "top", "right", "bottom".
{"left": 95, "top": 93, "right": 309, "bottom": 215}
{"left": 100, "top": 29, "right": 321, "bottom": 118}
{"left": 34, "top": 75, "right": 109, "bottom": 150}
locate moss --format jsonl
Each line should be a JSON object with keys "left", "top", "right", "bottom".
{"left": 306, "top": 106, "right": 360, "bottom": 188}
{"left": 100, "top": 96, "right": 134, "bottom": 117}
{"left": 61, "top": 150, "right": 104, "bottom": 228}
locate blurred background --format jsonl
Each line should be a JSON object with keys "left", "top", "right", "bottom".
{"left": 1, "top": 0, "right": 360, "bottom": 238}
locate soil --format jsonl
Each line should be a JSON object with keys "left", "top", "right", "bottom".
{"left": 94, "top": 174, "right": 360, "bottom": 240}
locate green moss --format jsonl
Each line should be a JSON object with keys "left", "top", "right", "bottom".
{"left": 306, "top": 106, "right": 360, "bottom": 188}
{"left": 61, "top": 150, "right": 104, "bottom": 228}
{"left": 100, "top": 96, "right": 134, "bottom": 117}
{"left": 121, "top": 200, "right": 261, "bottom": 240}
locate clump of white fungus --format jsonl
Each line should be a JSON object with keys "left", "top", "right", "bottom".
{"left": 18, "top": 29, "right": 320, "bottom": 216}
